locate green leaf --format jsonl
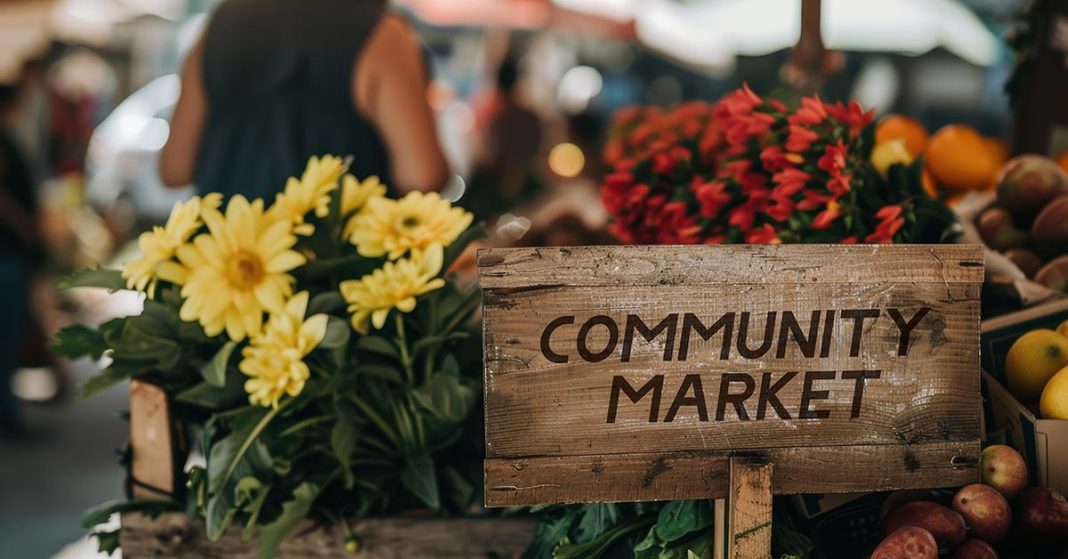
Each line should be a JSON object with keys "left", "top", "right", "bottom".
{"left": 81, "top": 499, "right": 180, "bottom": 529}
{"left": 307, "top": 291, "right": 346, "bottom": 314}
{"left": 59, "top": 266, "right": 126, "bottom": 291}
{"left": 331, "top": 414, "right": 358, "bottom": 488}
{"left": 51, "top": 324, "right": 109, "bottom": 360}
{"left": 356, "top": 335, "right": 400, "bottom": 359}
{"left": 238, "top": 479, "right": 271, "bottom": 543}
{"left": 91, "top": 529, "right": 120, "bottom": 555}
{"left": 206, "top": 486, "right": 237, "bottom": 541}
{"left": 79, "top": 366, "right": 134, "bottom": 398}
{"left": 575, "top": 503, "right": 621, "bottom": 544}
{"left": 411, "top": 332, "right": 470, "bottom": 360}
{"left": 655, "top": 500, "right": 708, "bottom": 542}
{"left": 201, "top": 340, "right": 238, "bottom": 387}
{"left": 553, "top": 516, "right": 656, "bottom": 559}
{"left": 401, "top": 449, "right": 440, "bottom": 509}
{"left": 176, "top": 372, "right": 247, "bottom": 409}
{"left": 524, "top": 508, "right": 580, "bottom": 559}
{"left": 354, "top": 363, "right": 404, "bottom": 384}
{"left": 412, "top": 372, "right": 476, "bottom": 424}
{"left": 256, "top": 482, "right": 319, "bottom": 559}
{"left": 319, "top": 316, "right": 350, "bottom": 350}
{"left": 443, "top": 465, "right": 475, "bottom": 510}
{"left": 207, "top": 407, "right": 273, "bottom": 494}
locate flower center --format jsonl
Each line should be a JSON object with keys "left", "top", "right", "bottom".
{"left": 400, "top": 215, "right": 421, "bottom": 229}
{"left": 227, "top": 250, "right": 265, "bottom": 289}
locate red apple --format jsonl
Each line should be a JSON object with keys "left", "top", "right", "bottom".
{"left": 872, "top": 527, "right": 939, "bottom": 559}
{"left": 882, "top": 500, "right": 967, "bottom": 553}
{"left": 951, "top": 483, "right": 1011, "bottom": 543}
{"left": 1015, "top": 486, "right": 1068, "bottom": 546}
{"left": 951, "top": 538, "right": 998, "bottom": 558}
{"left": 980, "top": 445, "right": 1028, "bottom": 498}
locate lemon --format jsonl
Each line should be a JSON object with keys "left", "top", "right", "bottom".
{"left": 1040, "top": 366, "right": 1068, "bottom": 419}
{"left": 1057, "top": 319, "right": 1068, "bottom": 339}
{"left": 1005, "top": 329, "right": 1068, "bottom": 400}
{"left": 870, "top": 139, "right": 914, "bottom": 179}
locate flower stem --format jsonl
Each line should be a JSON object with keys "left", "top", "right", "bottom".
{"left": 394, "top": 313, "right": 416, "bottom": 386}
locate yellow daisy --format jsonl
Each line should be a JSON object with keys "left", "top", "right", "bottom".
{"left": 121, "top": 194, "right": 222, "bottom": 296}
{"left": 339, "top": 244, "right": 446, "bottom": 334}
{"left": 348, "top": 191, "right": 472, "bottom": 260}
{"left": 266, "top": 155, "right": 346, "bottom": 235}
{"left": 174, "top": 195, "right": 306, "bottom": 341}
{"left": 239, "top": 291, "right": 328, "bottom": 408}
{"left": 340, "top": 173, "right": 386, "bottom": 239}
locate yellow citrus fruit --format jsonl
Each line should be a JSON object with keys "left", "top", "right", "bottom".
{"left": 871, "top": 139, "right": 914, "bottom": 178}
{"left": 1040, "top": 366, "right": 1068, "bottom": 419}
{"left": 1058, "top": 319, "right": 1068, "bottom": 339}
{"left": 926, "top": 124, "right": 998, "bottom": 192}
{"left": 1005, "top": 329, "right": 1068, "bottom": 400}
{"left": 876, "top": 115, "right": 928, "bottom": 157}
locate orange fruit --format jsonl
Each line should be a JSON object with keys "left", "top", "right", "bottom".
{"left": 876, "top": 115, "right": 928, "bottom": 157}
{"left": 1056, "top": 149, "right": 1068, "bottom": 176}
{"left": 926, "top": 124, "right": 998, "bottom": 192}
{"left": 921, "top": 167, "right": 939, "bottom": 198}
{"left": 984, "top": 138, "right": 1010, "bottom": 190}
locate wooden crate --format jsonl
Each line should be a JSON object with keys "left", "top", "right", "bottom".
{"left": 121, "top": 381, "right": 536, "bottom": 558}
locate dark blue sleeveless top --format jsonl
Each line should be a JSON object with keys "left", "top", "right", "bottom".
{"left": 196, "top": 0, "right": 392, "bottom": 200}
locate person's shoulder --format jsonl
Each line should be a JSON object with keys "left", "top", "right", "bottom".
{"left": 368, "top": 12, "right": 422, "bottom": 59}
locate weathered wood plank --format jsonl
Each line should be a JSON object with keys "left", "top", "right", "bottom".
{"left": 129, "top": 380, "right": 176, "bottom": 499}
{"left": 727, "top": 458, "right": 772, "bottom": 559}
{"left": 484, "top": 282, "right": 981, "bottom": 458}
{"left": 477, "top": 245, "right": 984, "bottom": 288}
{"left": 120, "top": 513, "right": 537, "bottom": 559}
{"left": 480, "top": 245, "right": 983, "bottom": 506}
{"left": 484, "top": 442, "right": 980, "bottom": 507}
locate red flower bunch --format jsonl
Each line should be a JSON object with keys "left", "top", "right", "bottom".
{"left": 601, "top": 85, "right": 956, "bottom": 246}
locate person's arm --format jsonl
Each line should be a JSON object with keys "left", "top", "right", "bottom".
{"left": 160, "top": 35, "right": 208, "bottom": 188}
{"left": 356, "top": 14, "right": 449, "bottom": 193}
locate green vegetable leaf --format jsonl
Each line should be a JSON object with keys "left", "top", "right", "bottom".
{"left": 176, "top": 370, "right": 247, "bottom": 409}
{"left": 319, "top": 316, "right": 350, "bottom": 350}
{"left": 81, "top": 499, "right": 180, "bottom": 529}
{"left": 655, "top": 500, "right": 709, "bottom": 543}
{"left": 412, "top": 372, "right": 476, "bottom": 424}
{"left": 524, "top": 508, "right": 580, "bottom": 559}
{"left": 201, "top": 340, "right": 238, "bottom": 387}
{"left": 59, "top": 266, "right": 126, "bottom": 292}
{"left": 206, "top": 486, "right": 237, "bottom": 541}
{"left": 354, "top": 363, "right": 404, "bottom": 384}
{"left": 256, "top": 482, "right": 319, "bottom": 559}
{"left": 575, "top": 503, "right": 621, "bottom": 544}
{"left": 91, "top": 529, "right": 120, "bottom": 555}
{"left": 401, "top": 449, "right": 440, "bottom": 509}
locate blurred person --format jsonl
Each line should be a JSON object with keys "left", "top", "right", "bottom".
{"left": 0, "top": 82, "right": 40, "bottom": 437}
{"left": 161, "top": 0, "right": 448, "bottom": 197}
{"left": 465, "top": 53, "right": 545, "bottom": 221}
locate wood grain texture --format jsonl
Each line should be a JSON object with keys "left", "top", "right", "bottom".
{"left": 477, "top": 245, "right": 984, "bottom": 288}
{"left": 129, "top": 380, "right": 176, "bottom": 499}
{"left": 727, "top": 459, "right": 772, "bottom": 559}
{"left": 120, "top": 513, "right": 536, "bottom": 559}
{"left": 484, "top": 441, "right": 979, "bottom": 506}
{"left": 479, "top": 245, "right": 984, "bottom": 505}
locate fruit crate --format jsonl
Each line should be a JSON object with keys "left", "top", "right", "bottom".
{"left": 980, "top": 299, "right": 1068, "bottom": 494}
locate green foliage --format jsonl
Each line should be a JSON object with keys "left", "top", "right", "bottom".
{"left": 59, "top": 266, "right": 126, "bottom": 291}
{"left": 63, "top": 219, "right": 489, "bottom": 559}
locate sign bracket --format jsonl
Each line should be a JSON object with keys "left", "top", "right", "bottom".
{"left": 725, "top": 457, "right": 773, "bottom": 558}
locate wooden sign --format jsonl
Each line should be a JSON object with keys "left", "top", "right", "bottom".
{"left": 478, "top": 245, "right": 984, "bottom": 507}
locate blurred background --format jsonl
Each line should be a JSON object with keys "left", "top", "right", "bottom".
{"left": 0, "top": 0, "right": 1047, "bottom": 556}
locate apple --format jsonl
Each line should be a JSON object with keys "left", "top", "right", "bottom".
{"left": 882, "top": 500, "right": 967, "bottom": 553}
{"left": 951, "top": 538, "right": 998, "bottom": 559}
{"left": 980, "top": 445, "right": 1028, "bottom": 499}
{"left": 951, "top": 484, "right": 1011, "bottom": 543}
{"left": 872, "top": 527, "right": 938, "bottom": 559}
{"left": 1015, "top": 486, "right": 1068, "bottom": 546}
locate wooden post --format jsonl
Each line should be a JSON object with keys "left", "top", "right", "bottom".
{"left": 129, "top": 379, "right": 177, "bottom": 500}
{"left": 726, "top": 458, "right": 773, "bottom": 559}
